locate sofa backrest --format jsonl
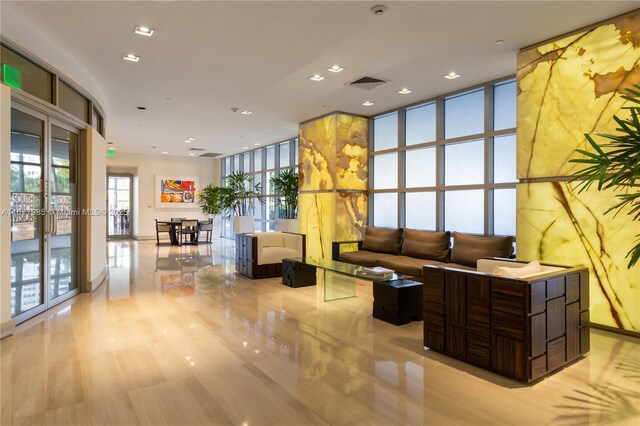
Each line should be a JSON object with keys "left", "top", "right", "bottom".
{"left": 401, "top": 228, "right": 450, "bottom": 262}
{"left": 361, "top": 226, "right": 403, "bottom": 254}
{"left": 450, "top": 232, "right": 514, "bottom": 267}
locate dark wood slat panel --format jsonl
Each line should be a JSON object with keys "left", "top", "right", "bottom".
{"left": 467, "top": 343, "right": 490, "bottom": 369}
{"left": 467, "top": 275, "right": 490, "bottom": 303}
{"left": 546, "top": 297, "right": 566, "bottom": 341}
{"left": 424, "top": 302, "right": 445, "bottom": 332}
{"left": 566, "top": 302, "right": 580, "bottom": 361}
{"left": 492, "top": 310, "right": 524, "bottom": 340}
{"left": 446, "top": 326, "right": 466, "bottom": 360}
{"left": 492, "top": 293, "right": 523, "bottom": 315}
{"left": 547, "top": 336, "right": 566, "bottom": 372}
{"left": 566, "top": 274, "right": 580, "bottom": 303}
{"left": 530, "top": 281, "right": 546, "bottom": 315}
{"left": 445, "top": 272, "right": 466, "bottom": 327}
{"left": 467, "top": 301, "right": 490, "bottom": 335}
{"left": 492, "top": 334, "right": 526, "bottom": 382}
{"left": 546, "top": 277, "right": 565, "bottom": 299}
{"left": 530, "top": 355, "right": 547, "bottom": 381}
{"left": 492, "top": 278, "right": 524, "bottom": 298}
{"left": 580, "top": 326, "right": 590, "bottom": 355}
{"left": 424, "top": 329, "right": 445, "bottom": 352}
{"left": 580, "top": 310, "right": 590, "bottom": 326}
{"left": 579, "top": 270, "right": 590, "bottom": 312}
{"left": 423, "top": 275, "right": 444, "bottom": 303}
{"left": 530, "top": 313, "right": 546, "bottom": 358}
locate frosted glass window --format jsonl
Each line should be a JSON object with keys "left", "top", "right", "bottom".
{"left": 445, "top": 190, "right": 484, "bottom": 234}
{"left": 494, "top": 134, "right": 517, "bottom": 183}
{"left": 254, "top": 149, "right": 263, "bottom": 171}
{"left": 406, "top": 147, "right": 436, "bottom": 188}
{"left": 445, "top": 140, "right": 484, "bottom": 185}
{"left": 293, "top": 139, "right": 299, "bottom": 165}
{"left": 224, "top": 157, "right": 231, "bottom": 174}
{"left": 373, "top": 193, "right": 398, "bottom": 228}
{"left": 243, "top": 153, "right": 250, "bottom": 171}
{"left": 373, "top": 153, "right": 398, "bottom": 189}
{"left": 233, "top": 155, "right": 240, "bottom": 171}
{"left": 266, "top": 146, "right": 275, "bottom": 169}
{"left": 279, "top": 142, "right": 290, "bottom": 168}
{"left": 406, "top": 103, "right": 436, "bottom": 146}
{"left": 494, "top": 189, "right": 516, "bottom": 236}
{"left": 445, "top": 89, "right": 484, "bottom": 139}
{"left": 494, "top": 80, "right": 516, "bottom": 131}
{"left": 374, "top": 113, "right": 398, "bottom": 151}
{"left": 405, "top": 192, "right": 436, "bottom": 230}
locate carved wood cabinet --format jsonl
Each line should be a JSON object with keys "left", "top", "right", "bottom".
{"left": 423, "top": 265, "right": 590, "bottom": 383}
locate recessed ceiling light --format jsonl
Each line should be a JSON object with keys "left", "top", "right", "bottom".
{"left": 444, "top": 72, "right": 460, "bottom": 80}
{"left": 240, "top": 110, "right": 252, "bottom": 115}
{"left": 123, "top": 53, "right": 140, "bottom": 62}
{"left": 495, "top": 39, "right": 504, "bottom": 45}
{"left": 328, "top": 65, "right": 344, "bottom": 73}
{"left": 162, "top": 151, "right": 168, "bottom": 154}
{"left": 362, "top": 101, "right": 375, "bottom": 106}
{"left": 242, "top": 146, "right": 249, "bottom": 149}
{"left": 188, "top": 137, "right": 195, "bottom": 141}
{"left": 397, "top": 88, "right": 412, "bottom": 94}
{"left": 134, "top": 25, "right": 154, "bottom": 37}
{"left": 184, "top": 140, "right": 191, "bottom": 143}
{"left": 188, "top": 153, "right": 195, "bottom": 156}
{"left": 254, "top": 143, "right": 261, "bottom": 146}
{"left": 310, "top": 74, "right": 325, "bottom": 81}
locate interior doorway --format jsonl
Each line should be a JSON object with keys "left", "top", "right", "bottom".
{"left": 107, "top": 174, "right": 133, "bottom": 239}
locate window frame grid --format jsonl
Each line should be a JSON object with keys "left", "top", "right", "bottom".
{"left": 369, "top": 76, "right": 517, "bottom": 236}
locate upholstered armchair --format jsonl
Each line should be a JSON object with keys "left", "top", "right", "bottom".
{"left": 235, "top": 232, "right": 306, "bottom": 279}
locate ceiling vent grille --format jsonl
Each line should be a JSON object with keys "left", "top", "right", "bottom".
{"left": 347, "top": 76, "right": 389, "bottom": 90}
{"left": 189, "top": 147, "right": 206, "bottom": 151}
{"left": 199, "top": 152, "right": 223, "bottom": 158}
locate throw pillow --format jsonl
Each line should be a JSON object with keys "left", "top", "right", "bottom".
{"left": 401, "top": 229, "right": 450, "bottom": 261}
{"left": 450, "top": 232, "right": 514, "bottom": 267}
{"left": 361, "top": 226, "right": 403, "bottom": 254}
{"left": 494, "top": 260, "right": 543, "bottom": 278}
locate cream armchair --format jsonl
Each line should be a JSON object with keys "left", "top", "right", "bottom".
{"left": 235, "top": 231, "right": 306, "bottom": 279}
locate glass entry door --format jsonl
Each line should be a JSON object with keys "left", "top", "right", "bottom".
{"left": 107, "top": 175, "right": 132, "bottom": 238}
{"left": 10, "top": 105, "right": 79, "bottom": 323}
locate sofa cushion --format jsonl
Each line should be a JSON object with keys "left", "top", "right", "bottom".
{"left": 401, "top": 229, "right": 450, "bottom": 262}
{"left": 339, "top": 250, "right": 389, "bottom": 267}
{"left": 361, "top": 226, "right": 403, "bottom": 254}
{"left": 258, "top": 247, "right": 299, "bottom": 265}
{"left": 377, "top": 255, "right": 447, "bottom": 277}
{"left": 255, "top": 231, "right": 285, "bottom": 247}
{"left": 450, "top": 232, "right": 514, "bottom": 267}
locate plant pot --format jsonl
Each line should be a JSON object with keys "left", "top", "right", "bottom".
{"left": 276, "top": 218, "right": 298, "bottom": 233}
{"left": 234, "top": 215, "right": 254, "bottom": 234}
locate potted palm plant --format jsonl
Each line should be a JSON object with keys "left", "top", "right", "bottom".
{"left": 223, "top": 171, "right": 264, "bottom": 234}
{"left": 197, "top": 184, "right": 226, "bottom": 239}
{"left": 270, "top": 168, "right": 299, "bottom": 232}
{"left": 570, "top": 84, "right": 640, "bottom": 268}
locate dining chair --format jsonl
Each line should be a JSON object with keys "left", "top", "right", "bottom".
{"left": 171, "top": 217, "right": 186, "bottom": 222}
{"left": 155, "top": 219, "right": 172, "bottom": 245}
{"left": 180, "top": 219, "right": 199, "bottom": 245}
{"left": 199, "top": 218, "right": 213, "bottom": 243}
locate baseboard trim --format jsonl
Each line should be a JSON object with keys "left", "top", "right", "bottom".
{"left": 1, "top": 319, "right": 15, "bottom": 339}
{"left": 89, "top": 266, "right": 109, "bottom": 292}
{"left": 133, "top": 234, "right": 156, "bottom": 241}
{"left": 591, "top": 322, "right": 640, "bottom": 338}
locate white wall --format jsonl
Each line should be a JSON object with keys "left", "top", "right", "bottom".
{"left": 1, "top": 84, "right": 13, "bottom": 336}
{"left": 107, "top": 152, "right": 220, "bottom": 238}
{"left": 87, "top": 128, "right": 107, "bottom": 285}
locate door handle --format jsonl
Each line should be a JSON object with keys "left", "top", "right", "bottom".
{"left": 51, "top": 211, "right": 57, "bottom": 235}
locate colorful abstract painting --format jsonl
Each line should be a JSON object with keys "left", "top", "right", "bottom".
{"left": 155, "top": 176, "right": 199, "bottom": 208}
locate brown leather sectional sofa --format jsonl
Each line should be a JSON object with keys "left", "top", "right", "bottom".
{"left": 332, "top": 226, "right": 514, "bottom": 277}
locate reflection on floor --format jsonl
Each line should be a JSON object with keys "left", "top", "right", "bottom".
{"left": 1, "top": 239, "right": 639, "bottom": 425}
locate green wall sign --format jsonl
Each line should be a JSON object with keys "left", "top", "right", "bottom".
{"left": 2, "top": 64, "right": 23, "bottom": 90}
{"left": 107, "top": 149, "right": 116, "bottom": 157}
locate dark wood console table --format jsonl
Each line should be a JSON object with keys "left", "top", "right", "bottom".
{"left": 423, "top": 264, "right": 590, "bottom": 383}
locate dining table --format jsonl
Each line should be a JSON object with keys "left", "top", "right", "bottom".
{"left": 161, "top": 220, "right": 209, "bottom": 245}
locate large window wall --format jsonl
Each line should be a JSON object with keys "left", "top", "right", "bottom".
{"left": 221, "top": 138, "right": 298, "bottom": 238}
{"left": 370, "top": 77, "right": 517, "bottom": 236}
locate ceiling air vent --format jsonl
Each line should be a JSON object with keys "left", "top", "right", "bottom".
{"left": 189, "top": 147, "right": 206, "bottom": 151}
{"left": 347, "top": 76, "right": 390, "bottom": 90}
{"left": 199, "top": 152, "right": 223, "bottom": 158}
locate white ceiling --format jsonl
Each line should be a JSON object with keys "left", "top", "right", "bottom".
{"left": 1, "top": 1, "right": 637, "bottom": 157}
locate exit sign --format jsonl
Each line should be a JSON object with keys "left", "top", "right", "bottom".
{"left": 107, "top": 149, "right": 116, "bottom": 157}
{"left": 2, "top": 64, "right": 23, "bottom": 90}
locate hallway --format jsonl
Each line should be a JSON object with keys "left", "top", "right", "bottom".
{"left": 1, "top": 240, "right": 639, "bottom": 425}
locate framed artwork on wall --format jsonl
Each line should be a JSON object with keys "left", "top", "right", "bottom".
{"left": 155, "top": 176, "right": 200, "bottom": 208}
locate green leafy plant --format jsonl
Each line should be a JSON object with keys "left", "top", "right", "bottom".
{"left": 270, "top": 168, "right": 299, "bottom": 219}
{"left": 222, "top": 171, "right": 264, "bottom": 218}
{"left": 570, "top": 84, "right": 640, "bottom": 268}
{"left": 197, "top": 184, "right": 226, "bottom": 216}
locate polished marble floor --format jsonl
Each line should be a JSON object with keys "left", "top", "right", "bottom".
{"left": 1, "top": 240, "right": 639, "bottom": 425}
